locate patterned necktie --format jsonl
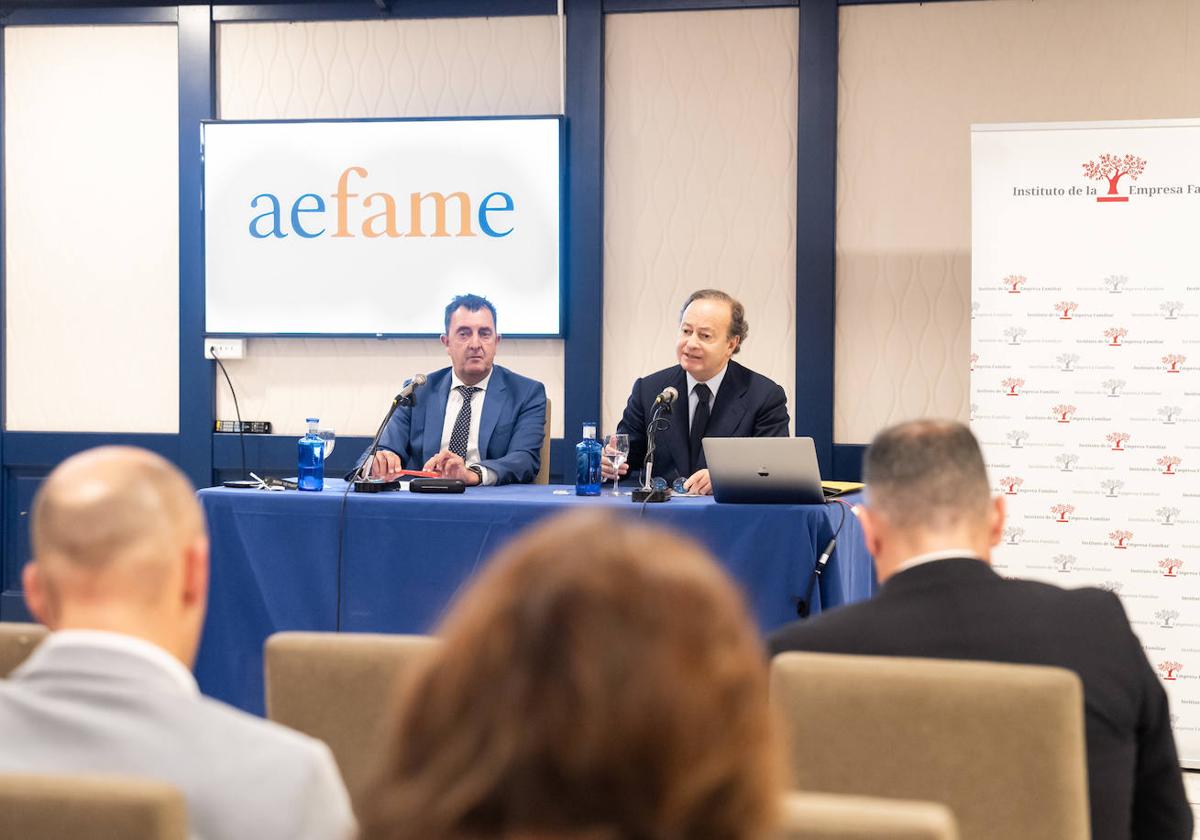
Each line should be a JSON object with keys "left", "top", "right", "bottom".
{"left": 689, "top": 382, "right": 712, "bottom": 474}
{"left": 448, "top": 386, "right": 481, "bottom": 459}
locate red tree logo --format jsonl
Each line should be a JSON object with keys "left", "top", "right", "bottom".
{"left": 1158, "top": 455, "right": 1182, "bottom": 475}
{"left": 1162, "top": 353, "right": 1186, "bottom": 373}
{"left": 1106, "top": 431, "right": 1130, "bottom": 451}
{"left": 999, "top": 476, "right": 1024, "bottom": 495}
{"left": 969, "top": 352, "right": 978, "bottom": 371}
{"left": 1109, "top": 529, "right": 1132, "bottom": 549}
{"left": 1082, "top": 153, "right": 1146, "bottom": 202}
{"left": 1160, "top": 558, "right": 1184, "bottom": 577}
{"left": 1050, "top": 503, "right": 1075, "bottom": 523}
{"left": 1158, "top": 661, "right": 1182, "bottom": 680}
{"left": 1104, "top": 327, "right": 1128, "bottom": 346}
{"left": 1052, "top": 404, "right": 1077, "bottom": 423}
{"left": 1054, "top": 301, "right": 1078, "bottom": 320}
{"left": 1003, "top": 274, "right": 1026, "bottom": 293}
{"left": 1002, "top": 377, "right": 1024, "bottom": 396}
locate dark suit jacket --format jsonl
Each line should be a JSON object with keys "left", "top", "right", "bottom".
{"left": 357, "top": 364, "right": 546, "bottom": 485}
{"left": 616, "top": 360, "right": 789, "bottom": 484}
{"left": 768, "top": 558, "right": 1192, "bottom": 840}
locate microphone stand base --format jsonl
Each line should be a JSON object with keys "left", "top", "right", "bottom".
{"left": 632, "top": 487, "right": 671, "bottom": 504}
{"left": 353, "top": 478, "right": 402, "bottom": 493}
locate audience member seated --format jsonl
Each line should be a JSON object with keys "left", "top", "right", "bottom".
{"left": 359, "top": 511, "right": 784, "bottom": 840}
{"left": 0, "top": 446, "right": 355, "bottom": 840}
{"left": 768, "top": 419, "right": 1192, "bottom": 840}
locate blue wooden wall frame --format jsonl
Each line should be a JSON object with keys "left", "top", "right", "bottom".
{"left": 0, "top": 0, "right": 926, "bottom": 619}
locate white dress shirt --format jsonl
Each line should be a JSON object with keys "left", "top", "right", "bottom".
{"left": 438, "top": 369, "right": 497, "bottom": 485}
{"left": 685, "top": 364, "right": 729, "bottom": 429}
{"left": 35, "top": 629, "right": 199, "bottom": 695}
{"left": 893, "top": 549, "right": 983, "bottom": 576}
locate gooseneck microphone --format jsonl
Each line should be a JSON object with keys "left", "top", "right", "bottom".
{"left": 395, "top": 373, "right": 427, "bottom": 406}
{"left": 351, "top": 374, "right": 427, "bottom": 491}
{"left": 633, "top": 386, "right": 678, "bottom": 504}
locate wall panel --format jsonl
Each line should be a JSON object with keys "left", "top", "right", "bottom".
{"left": 836, "top": 0, "right": 1200, "bottom": 443}
{"left": 215, "top": 15, "right": 565, "bottom": 437}
{"left": 603, "top": 8, "right": 798, "bottom": 435}
{"left": 4, "top": 25, "right": 180, "bottom": 433}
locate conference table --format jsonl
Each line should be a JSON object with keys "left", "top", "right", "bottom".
{"left": 194, "top": 481, "right": 876, "bottom": 715}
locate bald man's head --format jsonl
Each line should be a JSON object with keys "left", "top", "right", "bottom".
{"left": 30, "top": 447, "right": 206, "bottom": 610}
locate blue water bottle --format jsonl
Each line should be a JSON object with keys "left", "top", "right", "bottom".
{"left": 575, "top": 421, "right": 602, "bottom": 496}
{"left": 297, "top": 417, "right": 325, "bottom": 491}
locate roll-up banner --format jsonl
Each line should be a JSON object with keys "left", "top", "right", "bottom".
{"left": 203, "top": 117, "right": 562, "bottom": 337}
{"left": 972, "top": 118, "right": 1200, "bottom": 767}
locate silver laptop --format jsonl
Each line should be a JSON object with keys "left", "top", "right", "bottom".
{"left": 703, "top": 437, "right": 826, "bottom": 504}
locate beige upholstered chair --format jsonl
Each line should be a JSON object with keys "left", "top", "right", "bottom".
{"left": 535, "top": 397, "right": 552, "bottom": 484}
{"left": 0, "top": 621, "right": 48, "bottom": 678}
{"left": 775, "top": 791, "right": 958, "bottom": 839}
{"left": 0, "top": 774, "right": 187, "bottom": 839}
{"left": 770, "top": 653, "right": 1089, "bottom": 840}
{"left": 264, "top": 631, "right": 440, "bottom": 805}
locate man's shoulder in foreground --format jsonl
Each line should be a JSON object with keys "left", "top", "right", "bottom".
{"left": 767, "top": 558, "right": 1128, "bottom": 657}
{"left": 0, "top": 661, "right": 354, "bottom": 840}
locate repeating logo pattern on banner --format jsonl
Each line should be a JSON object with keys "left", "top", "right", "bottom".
{"left": 972, "top": 120, "right": 1200, "bottom": 767}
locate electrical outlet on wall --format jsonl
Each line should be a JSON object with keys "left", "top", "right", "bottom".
{"left": 204, "top": 338, "right": 246, "bottom": 360}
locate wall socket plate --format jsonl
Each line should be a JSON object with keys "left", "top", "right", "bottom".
{"left": 204, "top": 338, "right": 246, "bottom": 360}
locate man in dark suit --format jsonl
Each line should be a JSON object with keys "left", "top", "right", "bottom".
{"left": 768, "top": 419, "right": 1192, "bottom": 840}
{"left": 606, "top": 289, "right": 789, "bottom": 495}
{"left": 359, "top": 294, "right": 547, "bottom": 485}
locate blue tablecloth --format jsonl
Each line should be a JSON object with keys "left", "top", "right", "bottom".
{"left": 194, "top": 481, "right": 876, "bottom": 715}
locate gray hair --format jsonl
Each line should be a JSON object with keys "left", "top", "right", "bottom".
{"left": 863, "top": 419, "right": 992, "bottom": 530}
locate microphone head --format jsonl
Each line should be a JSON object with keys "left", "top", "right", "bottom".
{"left": 412, "top": 373, "right": 427, "bottom": 387}
{"left": 662, "top": 386, "right": 679, "bottom": 405}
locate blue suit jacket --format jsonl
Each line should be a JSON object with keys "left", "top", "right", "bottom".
{"left": 616, "top": 360, "right": 790, "bottom": 485}
{"left": 361, "top": 364, "right": 547, "bottom": 485}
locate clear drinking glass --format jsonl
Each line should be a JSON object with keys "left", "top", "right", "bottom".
{"left": 318, "top": 429, "right": 336, "bottom": 458}
{"left": 606, "top": 433, "right": 630, "bottom": 495}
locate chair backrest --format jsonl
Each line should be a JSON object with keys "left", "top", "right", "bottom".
{"left": 775, "top": 791, "right": 958, "bottom": 840}
{"left": 535, "top": 397, "right": 552, "bottom": 484}
{"left": 770, "top": 652, "right": 1089, "bottom": 840}
{"left": 264, "top": 631, "right": 440, "bottom": 806}
{"left": 0, "top": 774, "right": 187, "bottom": 840}
{"left": 0, "top": 621, "right": 48, "bottom": 678}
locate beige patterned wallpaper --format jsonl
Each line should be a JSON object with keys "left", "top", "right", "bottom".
{"left": 5, "top": 25, "right": 180, "bottom": 433}
{"left": 836, "top": 0, "right": 1200, "bottom": 443}
{"left": 603, "top": 8, "right": 798, "bottom": 436}
{"left": 215, "top": 16, "right": 564, "bottom": 437}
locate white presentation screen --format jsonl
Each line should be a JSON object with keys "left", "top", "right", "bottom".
{"left": 203, "top": 117, "right": 562, "bottom": 336}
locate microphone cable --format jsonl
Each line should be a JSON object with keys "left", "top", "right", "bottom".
{"left": 796, "top": 497, "right": 853, "bottom": 618}
{"left": 210, "top": 347, "right": 247, "bottom": 480}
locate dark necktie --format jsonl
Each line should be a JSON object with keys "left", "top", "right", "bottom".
{"left": 448, "top": 385, "right": 481, "bottom": 459}
{"left": 689, "top": 383, "right": 711, "bottom": 474}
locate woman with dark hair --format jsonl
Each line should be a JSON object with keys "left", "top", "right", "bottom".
{"left": 360, "top": 511, "right": 784, "bottom": 840}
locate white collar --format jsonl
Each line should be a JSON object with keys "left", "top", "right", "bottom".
{"left": 893, "top": 549, "right": 982, "bottom": 575}
{"left": 38, "top": 629, "right": 199, "bottom": 696}
{"left": 451, "top": 368, "right": 493, "bottom": 392}
{"left": 686, "top": 364, "right": 728, "bottom": 399}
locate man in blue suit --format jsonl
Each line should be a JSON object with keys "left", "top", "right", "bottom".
{"left": 361, "top": 294, "right": 547, "bottom": 486}
{"left": 607, "top": 289, "right": 790, "bottom": 495}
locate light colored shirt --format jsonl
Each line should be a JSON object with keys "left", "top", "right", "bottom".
{"left": 894, "top": 549, "right": 983, "bottom": 576}
{"left": 438, "top": 369, "right": 497, "bottom": 485}
{"left": 36, "top": 629, "right": 198, "bottom": 696}
{"left": 685, "top": 364, "right": 728, "bottom": 429}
